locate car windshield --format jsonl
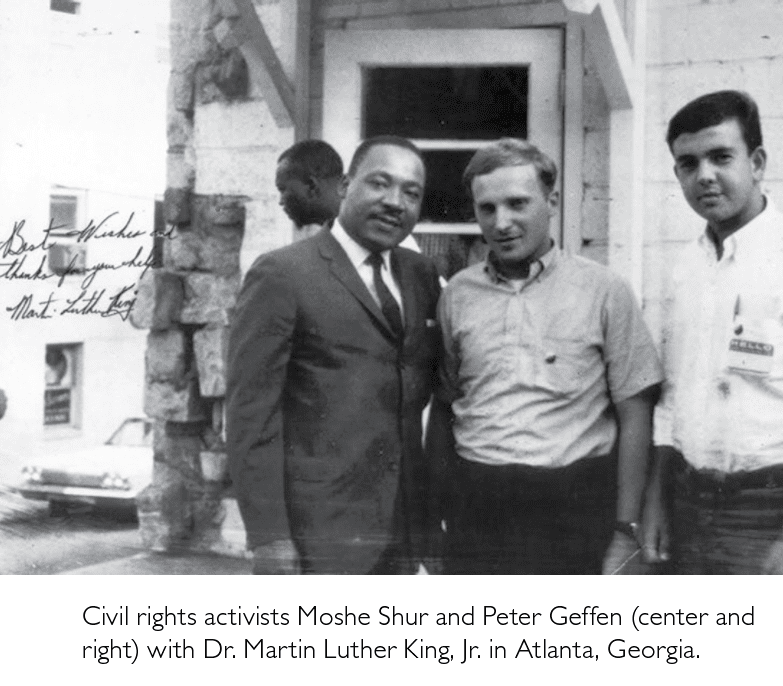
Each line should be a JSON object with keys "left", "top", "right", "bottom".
{"left": 106, "top": 419, "right": 153, "bottom": 447}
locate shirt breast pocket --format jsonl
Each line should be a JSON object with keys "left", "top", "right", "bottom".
{"left": 534, "top": 338, "right": 596, "bottom": 397}
{"left": 729, "top": 291, "right": 783, "bottom": 379}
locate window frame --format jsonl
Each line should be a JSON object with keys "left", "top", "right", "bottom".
{"left": 44, "top": 342, "right": 84, "bottom": 431}
{"left": 48, "top": 190, "right": 87, "bottom": 278}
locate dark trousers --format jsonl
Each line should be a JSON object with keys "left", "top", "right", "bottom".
{"left": 671, "top": 458, "right": 783, "bottom": 575}
{"left": 444, "top": 454, "right": 617, "bottom": 574}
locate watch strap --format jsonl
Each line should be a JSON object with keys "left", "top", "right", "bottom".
{"left": 614, "top": 520, "right": 641, "bottom": 547}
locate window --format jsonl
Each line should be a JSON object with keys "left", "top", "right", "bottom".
{"left": 50, "top": 0, "right": 80, "bottom": 14}
{"left": 365, "top": 67, "right": 529, "bottom": 225}
{"left": 44, "top": 344, "right": 82, "bottom": 427}
{"left": 49, "top": 194, "right": 78, "bottom": 236}
{"left": 107, "top": 418, "right": 154, "bottom": 448}
{"left": 48, "top": 194, "right": 86, "bottom": 276}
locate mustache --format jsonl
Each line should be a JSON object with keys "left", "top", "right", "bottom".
{"left": 371, "top": 211, "right": 403, "bottom": 225}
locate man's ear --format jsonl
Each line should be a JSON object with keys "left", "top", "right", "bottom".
{"left": 547, "top": 189, "right": 560, "bottom": 215}
{"left": 338, "top": 174, "right": 350, "bottom": 199}
{"left": 305, "top": 175, "right": 320, "bottom": 198}
{"left": 750, "top": 146, "right": 767, "bottom": 182}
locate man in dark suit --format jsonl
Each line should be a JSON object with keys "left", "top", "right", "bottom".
{"left": 226, "top": 135, "right": 441, "bottom": 574}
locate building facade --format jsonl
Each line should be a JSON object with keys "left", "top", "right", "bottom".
{"left": 136, "top": 0, "right": 783, "bottom": 553}
{"left": 0, "top": 0, "right": 168, "bottom": 481}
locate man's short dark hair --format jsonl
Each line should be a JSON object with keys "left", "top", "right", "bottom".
{"left": 462, "top": 138, "right": 558, "bottom": 198}
{"left": 666, "top": 90, "right": 763, "bottom": 152}
{"left": 347, "top": 135, "right": 425, "bottom": 177}
{"left": 278, "top": 139, "right": 344, "bottom": 180}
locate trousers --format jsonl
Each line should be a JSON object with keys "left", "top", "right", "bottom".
{"left": 444, "top": 453, "right": 617, "bottom": 574}
{"left": 671, "top": 457, "right": 783, "bottom": 574}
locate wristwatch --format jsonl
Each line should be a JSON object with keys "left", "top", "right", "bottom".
{"left": 614, "top": 520, "right": 641, "bottom": 547}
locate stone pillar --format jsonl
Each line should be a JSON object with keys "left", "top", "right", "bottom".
{"left": 130, "top": 0, "right": 269, "bottom": 557}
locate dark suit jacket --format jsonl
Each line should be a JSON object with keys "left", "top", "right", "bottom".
{"left": 226, "top": 230, "right": 441, "bottom": 574}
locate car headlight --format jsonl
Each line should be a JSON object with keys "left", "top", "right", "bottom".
{"left": 22, "top": 466, "right": 42, "bottom": 483}
{"left": 101, "top": 473, "right": 131, "bottom": 490}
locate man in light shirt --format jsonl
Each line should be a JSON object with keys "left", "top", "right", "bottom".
{"left": 646, "top": 90, "right": 783, "bottom": 574}
{"left": 227, "top": 135, "right": 441, "bottom": 574}
{"left": 427, "top": 138, "right": 662, "bottom": 574}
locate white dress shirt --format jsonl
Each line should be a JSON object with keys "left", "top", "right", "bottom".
{"left": 654, "top": 197, "right": 783, "bottom": 472}
{"left": 331, "top": 220, "right": 404, "bottom": 312}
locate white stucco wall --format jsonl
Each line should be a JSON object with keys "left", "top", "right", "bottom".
{"left": 0, "top": 0, "right": 169, "bottom": 475}
{"left": 643, "top": 0, "right": 783, "bottom": 340}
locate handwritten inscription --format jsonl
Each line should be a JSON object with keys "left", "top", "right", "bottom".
{"left": 6, "top": 286, "right": 137, "bottom": 321}
{"left": 1, "top": 212, "right": 162, "bottom": 322}
{"left": 0, "top": 220, "right": 60, "bottom": 258}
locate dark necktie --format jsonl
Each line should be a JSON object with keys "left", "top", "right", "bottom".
{"left": 367, "top": 252, "right": 404, "bottom": 340}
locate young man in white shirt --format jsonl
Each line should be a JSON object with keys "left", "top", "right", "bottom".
{"left": 646, "top": 90, "right": 783, "bottom": 574}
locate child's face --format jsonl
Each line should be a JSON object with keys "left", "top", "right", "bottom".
{"left": 671, "top": 118, "right": 766, "bottom": 237}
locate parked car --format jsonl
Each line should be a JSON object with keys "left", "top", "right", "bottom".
{"left": 14, "top": 417, "right": 153, "bottom": 516}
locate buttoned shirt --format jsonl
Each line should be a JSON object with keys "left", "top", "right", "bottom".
{"left": 438, "top": 248, "right": 663, "bottom": 467}
{"left": 654, "top": 197, "right": 783, "bottom": 472}
{"left": 331, "top": 221, "right": 403, "bottom": 311}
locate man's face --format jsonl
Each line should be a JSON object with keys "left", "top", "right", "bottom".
{"left": 275, "top": 159, "right": 315, "bottom": 227}
{"left": 338, "top": 144, "right": 425, "bottom": 252}
{"left": 471, "top": 164, "right": 557, "bottom": 276}
{"left": 671, "top": 119, "right": 766, "bottom": 237}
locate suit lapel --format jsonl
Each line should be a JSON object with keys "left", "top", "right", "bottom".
{"left": 317, "top": 231, "right": 397, "bottom": 341}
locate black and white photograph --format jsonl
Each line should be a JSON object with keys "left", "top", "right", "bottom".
{"left": 2, "top": 0, "right": 783, "bottom": 585}
{"left": 7, "top": 1, "right": 783, "bottom": 683}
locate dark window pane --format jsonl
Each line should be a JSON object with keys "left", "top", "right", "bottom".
{"left": 364, "top": 67, "right": 528, "bottom": 140}
{"left": 50, "top": 195, "right": 78, "bottom": 235}
{"left": 51, "top": 0, "right": 80, "bottom": 14}
{"left": 420, "top": 149, "right": 476, "bottom": 223}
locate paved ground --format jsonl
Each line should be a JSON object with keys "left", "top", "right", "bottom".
{"left": 63, "top": 550, "right": 252, "bottom": 575}
{"left": 0, "top": 483, "right": 44, "bottom": 522}
{"left": 0, "top": 485, "right": 252, "bottom": 575}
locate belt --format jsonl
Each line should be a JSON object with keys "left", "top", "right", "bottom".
{"left": 677, "top": 459, "right": 783, "bottom": 497}
{"left": 457, "top": 452, "right": 616, "bottom": 483}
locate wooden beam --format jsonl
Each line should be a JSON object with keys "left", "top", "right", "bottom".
{"left": 566, "top": 0, "right": 634, "bottom": 110}
{"left": 293, "top": 0, "right": 311, "bottom": 139}
{"left": 561, "top": 0, "right": 599, "bottom": 13}
{"left": 566, "top": 0, "right": 643, "bottom": 293}
{"left": 215, "top": 0, "right": 295, "bottom": 127}
{"left": 346, "top": 3, "right": 568, "bottom": 30}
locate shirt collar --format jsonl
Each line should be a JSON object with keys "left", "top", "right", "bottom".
{"left": 484, "top": 240, "right": 558, "bottom": 284}
{"left": 699, "top": 195, "right": 778, "bottom": 262}
{"left": 331, "top": 220, "right": 393, "bottom": 272}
